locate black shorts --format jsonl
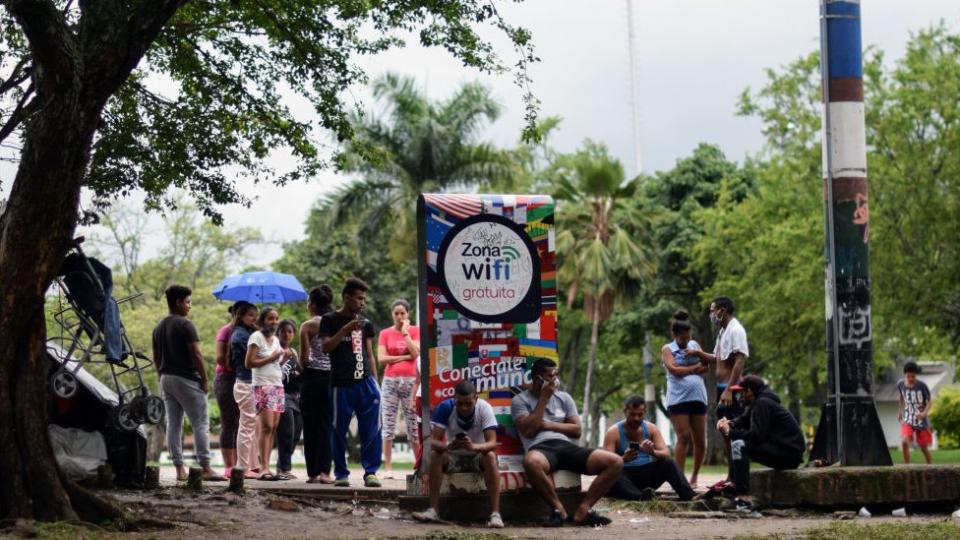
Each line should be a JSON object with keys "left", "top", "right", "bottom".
{"left": 529, "top": 439, "right": 595, "bottom": 474}
{"left": 668, "top": 400, "right": 708, "bottom": 416}
{"left": 716, "top": 386, "right": 743, "bottom": 420}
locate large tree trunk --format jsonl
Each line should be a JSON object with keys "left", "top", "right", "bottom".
{"left": 0, "top": 0, "right": 184, "bottom": 521}
{"left": 0, "top": 116, "right": 89, "bottom": 520}
{"left": 580, "top": 301, "right": 601, "bottom": 447}
{"left": 0, "top": 64, "right": 105, "bottom": 523}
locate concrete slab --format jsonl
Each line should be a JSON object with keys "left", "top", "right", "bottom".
{"left": 404, "top": 470, "right": 582, "bottom": 495}
{"left": 751, "top": 465, "right": 960, "bottom": 508}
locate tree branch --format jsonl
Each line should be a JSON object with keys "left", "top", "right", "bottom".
{"left": 0, "top": 84, "right": 36, "bottom": 145}
{"left": 2, "top": 0, "right": 78, "bottom": 96}
{"left": 123, "top": 0, "right": 191, "bottom": 76}
{"left": 0, "top": 57, "right": 32, "bottom": 95}
{"left": 78, "top": 0, "right": 189, "bottom": 102}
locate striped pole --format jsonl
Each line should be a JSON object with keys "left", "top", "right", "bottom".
{"left": 811, "top": 0, "right": 892, "bottom": 466}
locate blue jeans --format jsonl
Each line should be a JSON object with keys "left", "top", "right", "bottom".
{"left": 161, "top": 374, "right": 211, "bottom": 467}
{"left": 332, "top": 377, "right": 382, "bottom": 479}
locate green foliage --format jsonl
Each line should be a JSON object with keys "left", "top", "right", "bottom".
{"left": 330, "top": 73, "right": 516, "bottom": 263}
{"left": 929, "top": 385, "right": 960, "bottom": 448}
{"left": 553, "top": 140, "right": 652, "bottom": 303}
{"left": 687, "top": 26, "right": 960, "bottom": 415}
{"left": 1, "top": 2, "right": 538, "bottom": 221}
{"left": 636, "top": 143, "right": 754, "bottom": 346}
{"left": 273, "top": 198, "right": 416, "bottom": 331}
{"left": 866, "top": 26, "right": 960, "bottom": 355}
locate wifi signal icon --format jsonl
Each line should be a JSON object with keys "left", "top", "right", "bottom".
{"left": 501, "top": 245, "right": 521, "bottom": 262}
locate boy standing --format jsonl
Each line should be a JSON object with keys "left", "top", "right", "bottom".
{"left": 898, "top": 361, "right": 933, "bottom": 464}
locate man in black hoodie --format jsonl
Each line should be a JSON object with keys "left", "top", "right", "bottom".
{"left": 716, "top": 375, "right": 804, "bottom": 512}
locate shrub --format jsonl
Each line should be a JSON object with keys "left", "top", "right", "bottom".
{"left": 928, "top": 385, "right": 960, "bottom": 448}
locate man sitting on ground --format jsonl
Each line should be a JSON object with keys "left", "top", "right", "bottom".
{"left": 602, "top": 395, "right": 695, "bottom": 501}
{"left": 412, "top": 381, "right": 503, "bottom": 528}
{"left": 716, "top": 375, "right": 804, "bottom": 513}
{"left": 511, "top": 359, "right": 623, "bottom": 527}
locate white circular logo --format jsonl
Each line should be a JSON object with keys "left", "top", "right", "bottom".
{"left": 440, "top": 217, "right": 536, "bottom": 319}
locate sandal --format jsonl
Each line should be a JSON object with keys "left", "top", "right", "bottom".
{"left": 542, "top": 509, "right": 565, "bottom": 527}
{"left": 306, "top": 476, "right": 333, "bottom": 484}
{"left": 571, "top": 511, "right": 612, "bottom": 527}
{"left": 203, "top": 474, "right": 227, "bottom": 482}
{"left": 258, "top": 472, "right": 277, "bottom": 481}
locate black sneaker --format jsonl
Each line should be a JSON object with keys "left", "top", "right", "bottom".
{"left": 639, "top": 487, "right": 657, "bottom": 501}
{"left": 542, "top": 509, "right": 565, "bottom": 527}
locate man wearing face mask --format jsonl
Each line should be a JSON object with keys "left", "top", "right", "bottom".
{"left": 511, "top": 359, "right": 622, "bottom": 527}
{"left": 684, "top": 296, "right": 749, "bottom": 468}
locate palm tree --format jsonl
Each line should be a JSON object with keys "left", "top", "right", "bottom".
{"left": 552, "top": 140, "right": 653, "bottom": 445}
{"left": 330, "top": 73, "right": 515, "bottom": 261}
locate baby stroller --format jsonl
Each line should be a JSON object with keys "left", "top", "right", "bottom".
{"left": 47, "top": 237, "right": 164, "bottom": 433}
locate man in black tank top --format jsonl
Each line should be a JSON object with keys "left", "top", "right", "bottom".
{"left": 601, "top": 396, "right": 695, "bottom": 501}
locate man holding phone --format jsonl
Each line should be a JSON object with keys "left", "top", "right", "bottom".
{"left": 512, "top": 359, "right": 622, "bottom": 527}
{"left": 412, "top": 381, "right": 503, "bottom": 528}
{"left": 320, "top": 277, "right": 382, "bottom": 487}
{"left": 602, "top": 395, "right": 695, "bottom": 501}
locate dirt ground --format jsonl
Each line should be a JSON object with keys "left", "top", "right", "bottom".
{"left": 55, "top": 485, "right": 953, "bottom": 540}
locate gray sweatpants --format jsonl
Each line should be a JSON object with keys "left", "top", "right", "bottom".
{"left": 161, "top": 374, "right": 211, "bottom": 467}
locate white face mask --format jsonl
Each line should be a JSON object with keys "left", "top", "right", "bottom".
{"left": 710, "top": 310, "right": 723, "bottom": 327}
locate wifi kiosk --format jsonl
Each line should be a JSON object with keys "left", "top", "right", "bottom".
{"left": 399, "top": 194, "right": 583, "bottom": 521}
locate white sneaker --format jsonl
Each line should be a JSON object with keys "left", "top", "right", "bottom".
{"left": 487, "top": 512, "right": 504, "bottom": 528}
{"left": 412, "top": 507, "right": 442, "bottom": 523}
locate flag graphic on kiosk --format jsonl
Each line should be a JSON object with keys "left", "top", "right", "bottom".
{"left": 417, "top": 194, "right": 558, "bottom": 470}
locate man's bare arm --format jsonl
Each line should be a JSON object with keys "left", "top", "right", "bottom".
{"left": 366, "top": 337, "right": 378, "bottom": 379}
{"left": 723, "top": 352, "right": 746, "bottom": 386}
{"left": 543, "top": 414, "right": 582, "bottom": 440}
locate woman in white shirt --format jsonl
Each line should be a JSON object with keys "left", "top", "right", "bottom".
{"left": 245, "top": 306, "right": 293, "bottom": 480}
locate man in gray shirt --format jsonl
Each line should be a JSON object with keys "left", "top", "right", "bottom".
{"left": 511, "top": 359, "right": 622, "bottom": 527}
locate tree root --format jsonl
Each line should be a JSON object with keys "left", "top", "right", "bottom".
{"left": 62, "top": 478, "right": 128, "bottom": 528}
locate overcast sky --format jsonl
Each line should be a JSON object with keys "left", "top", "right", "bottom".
{"left": 6, "top": 0, "right": 960, "bottom": 271}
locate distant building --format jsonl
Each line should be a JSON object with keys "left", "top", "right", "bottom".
{"left": 875, "top": 360, "right": 955, "bottom": 449}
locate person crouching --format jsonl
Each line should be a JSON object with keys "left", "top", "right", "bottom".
{"left": 412, "top": 381, "right": 503, "bottom": 528}
{"left": 716, "top": 375, "right": 804, "bottom": 513}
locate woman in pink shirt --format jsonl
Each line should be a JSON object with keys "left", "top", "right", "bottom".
{"left": 377, "top": 299, "right": 420, "bottom": 478}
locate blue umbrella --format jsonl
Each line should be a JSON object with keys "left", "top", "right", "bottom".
{"left": 212, "top": 271, "right": 308, "bottom": 304}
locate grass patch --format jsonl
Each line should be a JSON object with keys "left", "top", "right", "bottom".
{"left": 609, "top": 498, "right": 689, "bottom": 514}
{"left": 888, "top": 448, "right": 960, "bottom": 464}
{"left": 736, "top": 521, "right": 960, "bottom": 540}
{"left": 0, "top": 522, "right": 119, "bottom": 540}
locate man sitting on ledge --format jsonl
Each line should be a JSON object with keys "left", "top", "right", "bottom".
{"left": 717, "top": 375, "right": 804, "bottom": 513}
{"left": 511, "top": 359, "right": 622, "bottom": 527}
{"left": 602, "top": 395, "right": 696, "bottom": 501}
{"left": 412, "top": 381, "right": 503, "bottom": 528}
